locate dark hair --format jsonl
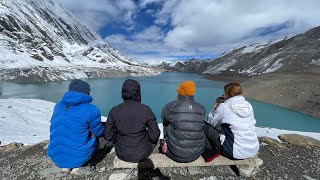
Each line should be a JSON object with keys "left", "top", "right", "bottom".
{"left": 224, "top": 83, "right": 243, "bottom": 98}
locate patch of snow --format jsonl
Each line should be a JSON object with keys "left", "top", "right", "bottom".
{"left": 203, "top": 59, "right": 237, "bottom": 74}
{"left": 241, "top": 42, "right": 269, "bottom": 54}
{"left": 310, "top": 59, "right": 320, "bottom": 66}
{"left": 255, "top": 127, "right": 320, "bottom": 141}
{"left": 264, "top": 58, "right": 284, "bottom": 73}
{"left": 220, "top": 47, "right": 237, "bottom": 57}
{"left": 239, "top": 53, "right": 280, "bottom": 75}
{"left": 303, "top": 175, "right": 318, "bottom": 180}
{"left": 0, "top": 99, "right": 54, "bottom": 145}
{"left": 256, "top": 53, "right": 280, "bottom": 69}
{"left": 272, "top": 33, "right": 296, "bottom": 44}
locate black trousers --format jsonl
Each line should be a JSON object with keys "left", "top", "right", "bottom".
{"left": 202, "top": 123, "right": 221, "bottom": 159}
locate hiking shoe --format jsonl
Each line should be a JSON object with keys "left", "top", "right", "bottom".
{"left": 61, "top": 168, "right": 72, "bottom": 173}
{"left": 70, "top": 165, "right": 95, "bottom": 176}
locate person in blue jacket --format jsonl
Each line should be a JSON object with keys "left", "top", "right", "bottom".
{"left": 48, "top": 79, "right": 104, "bottom": 175}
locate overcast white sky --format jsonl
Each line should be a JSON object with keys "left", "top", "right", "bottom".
{"left": 57, "top": 0, "right": 320, "bottom": 62}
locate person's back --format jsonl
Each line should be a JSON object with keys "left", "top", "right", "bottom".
{"left": 162, "top": 81, "right": 206, "bottom": 163}
{"left": 48, "top": 79, "right": 104, "bottom": 169}
{"left": 211, "top": 95, "right": 259, "bottom": 159}
{"left": 206, "top": 83, "right": 259, "bottom": 160}
{"left": 104, "top": 79, "right": 160, "bottom": 163}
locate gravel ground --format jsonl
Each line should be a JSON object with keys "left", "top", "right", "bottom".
{"left": 0, "top": 140, "right": 319, "bottom": 180}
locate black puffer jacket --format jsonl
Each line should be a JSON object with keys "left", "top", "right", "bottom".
{"left": 162, "top": 96, "right": 206, "bottom": 162}
{"left": 104, "top": 79, "right": 160, "bottom": 162}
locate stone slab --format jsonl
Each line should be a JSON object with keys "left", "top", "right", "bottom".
{"left": 113, "top": 154, "right": 260, "bottom": 169}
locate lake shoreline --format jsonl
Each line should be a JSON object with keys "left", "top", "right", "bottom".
{"left": 202, "top": 72, "right": 320, "bottom": 119}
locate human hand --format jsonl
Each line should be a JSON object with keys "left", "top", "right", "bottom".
{"left": 215, "top": 96, "right": 225, "bottom": 104}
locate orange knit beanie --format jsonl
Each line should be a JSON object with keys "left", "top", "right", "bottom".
{"left": 177, "top": 81, "right": 195, "bottom": 96}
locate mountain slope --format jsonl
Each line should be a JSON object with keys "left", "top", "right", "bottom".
{"left": 167, "top": 26, "right": 320, "bottom": 75}
{"left": 0, "top": 0, "right": 158, "bottom": 82}
{"left": 203, "top": 28, "right": 320, "bottom": 75}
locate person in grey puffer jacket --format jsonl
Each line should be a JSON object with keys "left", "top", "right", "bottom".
{"left": 161, "top": 81, "right": 206, "bottom": 163}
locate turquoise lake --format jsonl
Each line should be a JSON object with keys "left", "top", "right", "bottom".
{"left": 0, "top": 72, "right": 319, "bottom": 132}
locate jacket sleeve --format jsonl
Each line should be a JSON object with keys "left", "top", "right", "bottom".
{"left": 104, "top": 109, "right": 118, "bottom": 143}
{"left": 146, "top": 107, "right": 160, "bottom": 143}
{"left": 89, "top": 107, "right": 104, "bottom": 137}
{"left": 207, "top": 104, "right": 224, "bottom": 128}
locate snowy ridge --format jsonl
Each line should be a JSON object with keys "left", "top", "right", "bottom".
{"left": 240, "top": 34, "right": 296, "bottom": 55}
{"left": 1, "top": 99, "right": 319, "bottom": 146}
{"left": 203, "top": 33, "right": 309, "bottom": 76}
{"left": 0, "top": 0, "right": 158, "bottom": 82}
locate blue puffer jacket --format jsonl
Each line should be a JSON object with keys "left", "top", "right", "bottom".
{"left": 48, "top": 92, "right": 104, "bottom": 168}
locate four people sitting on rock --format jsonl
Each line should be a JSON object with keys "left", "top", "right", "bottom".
{"left": 48, "top": 79, "right": 259, "bottom": 173}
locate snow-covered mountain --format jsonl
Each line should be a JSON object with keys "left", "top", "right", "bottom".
{"left": 0, "top": 0, "right": 159, "bottom": 83}
{"left": 165, "top": 26, "right": 320, "bottom": 75}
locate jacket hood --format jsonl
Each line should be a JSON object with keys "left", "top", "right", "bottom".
{"left": 224, "top": 96, "right": 252, "bottom": 118}
{"left": 61, "top": 91, "right": 92, "bottom": 106}
{"left": 122, "top": 79, "right": 141, "bottom": 102}
{"left": 68, "top": 79, "right": 90, "bottom": 95}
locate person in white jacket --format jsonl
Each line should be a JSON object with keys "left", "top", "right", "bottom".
{"left": 202, "top": 83, "right": 259, "bottom": 162}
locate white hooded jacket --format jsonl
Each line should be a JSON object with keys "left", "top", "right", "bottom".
{"left": 207, "top": 95, "right": 259, "bottom": 159}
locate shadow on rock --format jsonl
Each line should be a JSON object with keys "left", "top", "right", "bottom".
{"left": 137, "top": 159, "right": 170, "bottom": 180}
{"left": 89, "top": 143, "right": 113, "bottom": 166}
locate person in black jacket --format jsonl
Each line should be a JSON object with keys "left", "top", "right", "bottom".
{"left": 161, "top": 81, "right": 206, "bottom": 163}
{"left": 104, "top": 79, "right": 160, "bottom": 163}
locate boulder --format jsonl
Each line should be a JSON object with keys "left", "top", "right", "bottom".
{"left": 0, "top": 142, "right": 24, "bottom": 155}
{"left": 258, "top": 136, "right": 286, "bottom": 149}
{"left": 278, "top": 134, "right": 320, "bottom": 148}
{"left": 237, "top": 158, "right": 264, "bottom": 177}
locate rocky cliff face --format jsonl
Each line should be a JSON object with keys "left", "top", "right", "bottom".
{"left": 0, "top": 0, "right": 158, "bottom": 82}
{"left": 166, "top": 26, "right": 320, "bottom": 75}
{"left": 158, "top": 59, "right": 209, "bottom": 73}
